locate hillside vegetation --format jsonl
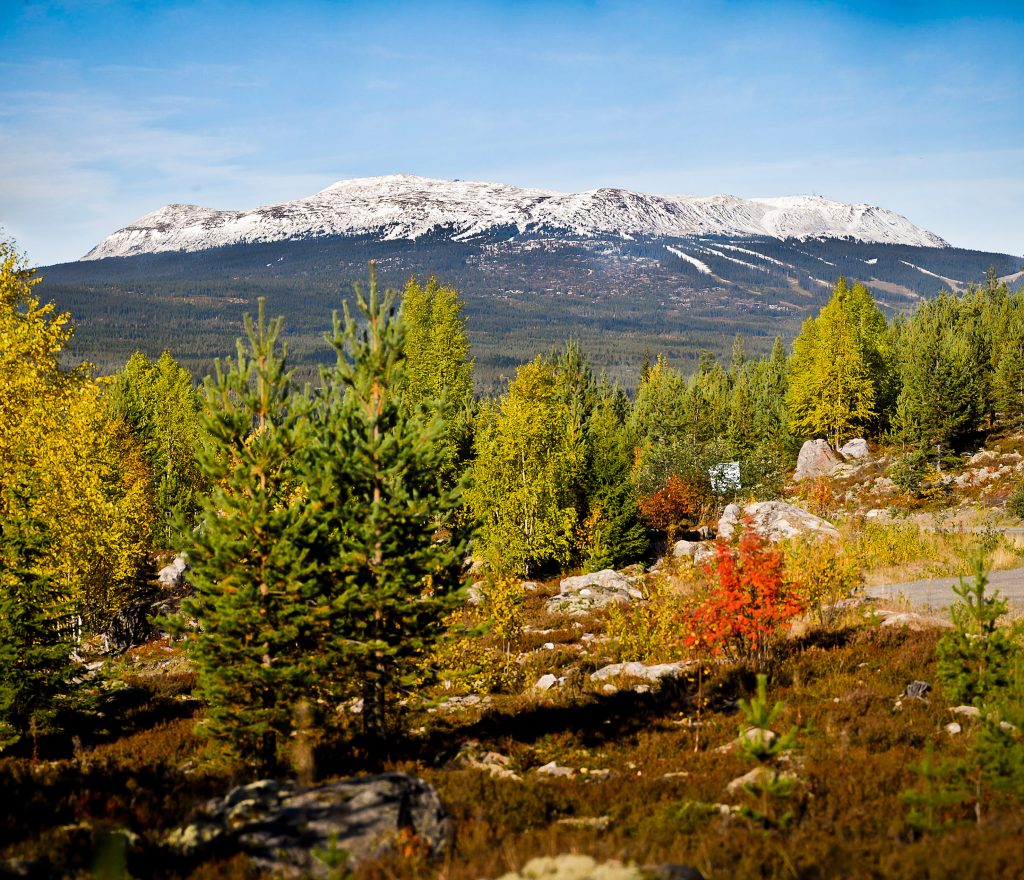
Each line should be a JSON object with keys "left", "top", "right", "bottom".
{"left": 3, "top": 237, "right": 1024, "bottom": 879}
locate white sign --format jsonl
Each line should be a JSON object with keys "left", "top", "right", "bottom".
{"left": 709, "top": 461, "right": 741, "bottom": 494}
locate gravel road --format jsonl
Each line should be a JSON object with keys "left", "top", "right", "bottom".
{"left": 865, "top": 566, "right": 1024, "bottom": 610}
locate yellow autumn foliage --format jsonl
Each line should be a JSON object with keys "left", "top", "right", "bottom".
{"left": 0, "top": 242, "right": 154, "bottom": 627}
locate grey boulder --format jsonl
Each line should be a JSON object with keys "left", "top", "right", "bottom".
{"left": 839, "top": 438, "right": 869, "bottom": 460}
{"left": 157, "top": 553, "right": 190, "bottom": 588}
{"left": 545, "top": 569, "right": 643, "bottom": 615}
{"left": 165, "top": 773, "right": 450, "bottom": 877}
{"left": 793, "top": 439, "right": 842, "bottom": 481}
{"left": 671, "top": 540, "right": 701, "bottom": 558}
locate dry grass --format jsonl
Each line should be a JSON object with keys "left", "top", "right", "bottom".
{"left": 832, "top": 516, "right": 1024, "bottom": 587}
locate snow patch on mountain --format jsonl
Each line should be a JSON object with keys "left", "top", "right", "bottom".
{"left": 700, "top": 246, "right": 770, "bottom": 273}
{"left": 81, "top": 174, "right": 949, "bottom": 261}
{"left": 713, "top": 242, "right": 793, "bottom": 269}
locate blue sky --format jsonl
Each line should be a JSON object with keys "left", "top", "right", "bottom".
{"left": 1, "top": 0, "right": 1022, "bottom": 265}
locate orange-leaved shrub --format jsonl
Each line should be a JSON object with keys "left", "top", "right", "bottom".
{"left": 638, "top": 474, "right": 707, "bottom": 538}
{"left": 685, "top": 528, "right": 805, "bottom": 667}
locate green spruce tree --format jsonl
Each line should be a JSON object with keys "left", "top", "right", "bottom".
{"left": 895, "top": 292, "right": 991, "bottom": 450}
{"left": 0, "top": 494, "right": 78, "bottom": 753}
{"left": 581, "top": 379, "right": 647, "bottom": 570}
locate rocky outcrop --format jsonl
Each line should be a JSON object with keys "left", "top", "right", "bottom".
{"left": 165, "top": 773, "right": 450, "bottom": 877}
{"left": 718, "top": 501, "right": 838, "bottom": 543}
{"left": 793, "top": 439, "right": 842, "bottom": 481}
{"left": 545, "top": 570, "right": 644, "bottom": 616}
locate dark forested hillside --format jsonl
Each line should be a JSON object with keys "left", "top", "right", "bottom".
{"left": 40, "top": 232, "right": 1022, "bottom": 389}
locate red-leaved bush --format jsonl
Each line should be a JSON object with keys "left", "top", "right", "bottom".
{"left": 685, "top": 528, "right": 805, "bottom": 666}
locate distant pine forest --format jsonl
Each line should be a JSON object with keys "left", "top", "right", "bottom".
{"left": 40, "top": 231, "right": 1023, "bottom": 390}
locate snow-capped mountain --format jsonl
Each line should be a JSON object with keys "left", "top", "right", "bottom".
{"left": 81, "top": 174, "right": 948, "bottom": 260}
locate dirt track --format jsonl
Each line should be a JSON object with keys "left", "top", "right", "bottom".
{"left": 865, "top": 566, "right": 1024, "bottom": 610}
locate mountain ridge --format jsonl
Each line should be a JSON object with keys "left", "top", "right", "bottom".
{"left": 81, "top": 174, "right": 949, "bottom": 260}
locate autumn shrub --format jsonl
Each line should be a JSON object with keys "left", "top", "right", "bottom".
{"left": 685, "top": 530, "right": 804, "bottom": 667}
{"left": 424, "top": 578, "right": 528, "bottom": 696}
{"left": 783, "top": 536, "right": 862, "bottom": 630}
{"left": 604, "top": 572, "right": 689, "bottom": 663}
{"left": 637, "top": 475, "right": 708, "bottom": 539}
{"left": 804, "top": 476, "right": 835, "bottom": 517}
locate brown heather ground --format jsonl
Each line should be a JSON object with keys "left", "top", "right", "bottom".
{"left": 2, "top": 614, "right": 1023, "bottom": 880}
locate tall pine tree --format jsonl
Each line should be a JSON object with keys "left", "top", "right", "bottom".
{"left": 308, "top": 266, "right": 470, "bottom": 739}
{"left": 787, "top": 278, "right": 880, "bottom": 446}
{"left": 399, "top": 276, "right": 475, "bottom": 484}
{"left": 178, "top": 301, "right": 321, "bottom": 770}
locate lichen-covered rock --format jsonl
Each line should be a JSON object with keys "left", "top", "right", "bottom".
{"left": 545, "top": 569, "right": 643, "bottom": 615}
{"left": 794, "top": 439, "right": 842, "bottom": 481}
{"left": 165, "top": 773, "right": 450, "bottom": 877}
{"left": 717, "top": 501, "right": 838, "bottom": 543}
{"left": 496, "top": 855, "right": 705, "bottom": 880}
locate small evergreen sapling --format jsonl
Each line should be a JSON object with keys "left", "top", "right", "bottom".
{"left": 937, "top": 558, "right": 1015, "bottom": 707}
{"left": 734, "top": 674, "right": 801, "bottom": 830}
{"left": 902, "top": 744, "right": 967, "bottom": 834}
{"left": 904, "top": 558, "right": 1024, "bottom": 829}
